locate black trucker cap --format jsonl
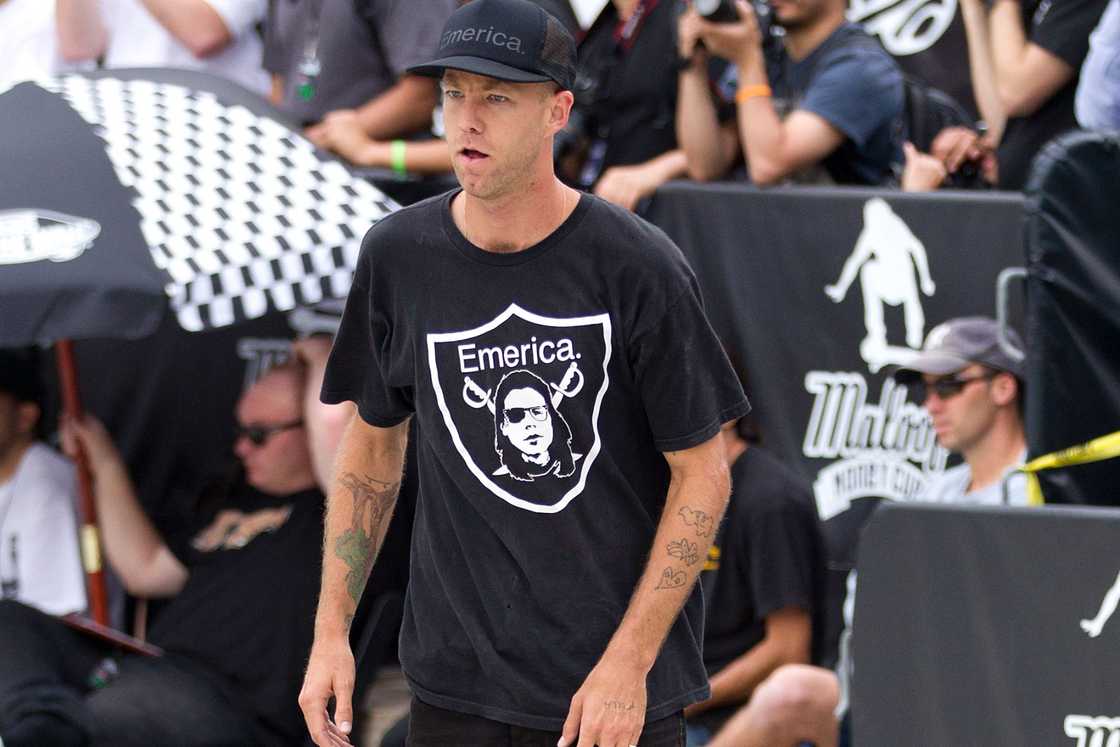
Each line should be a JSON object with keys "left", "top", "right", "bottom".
{"left": 408, "top": 0, "right": 578, "bottom": 91}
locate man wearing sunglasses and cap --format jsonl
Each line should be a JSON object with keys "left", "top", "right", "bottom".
{"left": 894, "top": 315, "right": 1029, "bottom": 506}
{"left": 299, "top": 1, "right": 749, "bottom": 746}
{"left": 0, "top": 348, "right": 351, "bottom": 746}
{"left": 697, "top": 317, "right": 1030, "bottom": 747}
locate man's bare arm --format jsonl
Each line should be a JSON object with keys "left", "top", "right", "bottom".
{"left": 559, "top": 432, "right": 731, "bottom": 747}
{"left": 355, "top": 76, "right": 440, "bottom": 140}
{"left": 56, "top": 0, "right": 109, "bottom": 62}
{"left": 988, "top": 0, "right": 1076, "bottom": 117}
{"left": 138, "top": 0, "right": 233, "bottom": 58}
{"left": 300, "top": 413, "right": 409, "bottom": 746}
{"left": 960, "top": 0, "right": 1008, "bottom": 142}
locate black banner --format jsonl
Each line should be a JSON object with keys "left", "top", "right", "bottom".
{"left": 855, "top": 502, "right": 1120, "bottom": 744}
{"left": 646, "top": 183, "right": 1024, "bottom": 656}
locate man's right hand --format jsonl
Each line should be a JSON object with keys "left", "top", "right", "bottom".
{"left": 299, "top": 634, "right": 357, "bottom": 746}
{"left": 59, "top": 414, "right": 122, "bottom": 473}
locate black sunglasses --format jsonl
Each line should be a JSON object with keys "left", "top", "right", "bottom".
{"left": 914, "top": 372, "right": 997, "bottom": 401}
{"left": 235, "top": 419, "right": 304, "bottom": 446}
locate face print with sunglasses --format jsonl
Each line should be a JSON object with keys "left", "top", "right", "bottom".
{"left": 493, "top": 369, "right": 577, "bottom": 482}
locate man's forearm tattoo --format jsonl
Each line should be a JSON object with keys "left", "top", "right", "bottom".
{"left": 678, "top": 506, "right": 715, "bottom": 537}
{"left": 655, "top": 567, "right": 688, "bottom": 590}
{"left": 333, "top": 472, "right": 400, "bottom": 605}
{"left": 667, "top": 537, "right": 701, "bottom": 566}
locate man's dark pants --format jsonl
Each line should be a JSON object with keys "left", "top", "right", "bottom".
{"left": 0, "top": 599, "right": 255, "bottom": 746}
{"left": 406, "top": 697, "right": 685, "bottom": 746}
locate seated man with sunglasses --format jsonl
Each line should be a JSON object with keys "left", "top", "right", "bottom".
{"left": 0, "top": 349, "right": 346, "bottom": 747}
{"left": 700, "top": 317, "right": 1030, "bottom": 747}
{"left": 893, "top": 315, "right": 1029, "bottom": 507}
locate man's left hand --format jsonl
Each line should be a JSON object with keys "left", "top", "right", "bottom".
{"left": 305, "top": 110, "right": 375, "bottom": 164}
{"left": 695, "top": 0, "right": 763, "bottom": 67}
{"left": 558, "top": 653, "right": 647, "bottom": 747}
{"left": 593, "top": 163, "right": 666, "bottom": 212}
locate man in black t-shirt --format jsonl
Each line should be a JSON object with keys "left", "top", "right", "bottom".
{"left": 0, "top": 356, "right": 340, "bottom": 746}
{"left": 684, "top": 419, "right": 824, "bottom": 745}
{"left": 298, "top": 1, "right": 750, "bottom": 746}
{"left": 960, "top": 0, "right": 1108, "bottom": 189}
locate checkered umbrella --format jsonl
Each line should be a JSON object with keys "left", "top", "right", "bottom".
{"left": 0, "top": 68, "right": 398, "bottom": 346}
{"left": 0, "top": 69, "right": 398, "bottom": 625}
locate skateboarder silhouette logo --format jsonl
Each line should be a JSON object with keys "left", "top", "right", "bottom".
{"left": 1081, "top": 570, "right": 1120, "bottom": 638}
{"left": 825, "top": 198, "right": 936, "bottom": 373}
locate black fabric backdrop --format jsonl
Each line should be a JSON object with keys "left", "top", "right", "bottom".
{"left": 1024, "top": 131, "right": 1120, "bottom": 505}
{"left": 646, "top": 182, "right": 1025, "bottom": 660}
{"left": 856, "top": 502, "right": 1120, "bottom": 744}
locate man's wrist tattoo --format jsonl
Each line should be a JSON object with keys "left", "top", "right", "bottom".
{"left": 333, "top": 472, "right": 400, "bottom": 604}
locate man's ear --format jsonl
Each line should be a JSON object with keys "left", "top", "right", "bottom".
{"left": 990, "top": 372, "right": 1018, "bottom": 408}
{"left": 549, "top": 89, "right": 575, "bottom": 134}
{"left": 16, "top": 402, "right": 40, "bottom": 438}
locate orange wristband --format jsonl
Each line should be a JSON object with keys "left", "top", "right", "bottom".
{"left": 735, "top": 84, "right": 773, "bottom": 104}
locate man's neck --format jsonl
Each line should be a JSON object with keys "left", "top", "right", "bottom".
{"left": 453, "top": 176, "right": 579, "bottom": 254}
{"left": 963, "top": 418, "right": 1027, "bottom": 493}
{"left": 783, "top": 9, "right": 846, "bottom": 61}
{"left": 0, "top": 440, "right": 32, "bottom": 485}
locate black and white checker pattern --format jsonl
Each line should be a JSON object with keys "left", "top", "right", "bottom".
{"left": 38, "top": 75, "right": 398, "bottom": 331}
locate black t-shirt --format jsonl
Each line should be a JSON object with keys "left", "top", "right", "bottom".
{"left": 151, "top": 485, "right": 324, "bottom": 744}
{"left": 694, "top": 446, "right": 824, "bottom": 731}
{"left": 997, "top": 0, "right": 1108, "bottom": 189}
{"left": 570, "top": 0, "right": 680, "bottom": 187}
{"left": 322, "top": 190, "right": 749, "bottom": 730}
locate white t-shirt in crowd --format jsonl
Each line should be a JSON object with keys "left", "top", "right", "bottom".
{"left": 0, "top": 442, "right": 87, "bottom": 615}
{"left": 918, "top": 450, "right": 1030, "bottom": 506}
{"left": 100, "top": 0, "right": 269, "bottom": 96}
{"left": 0, "top": 0, "right": 85, "bottom": 93}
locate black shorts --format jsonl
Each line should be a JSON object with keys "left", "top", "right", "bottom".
{"left": 406, "top": 697, "right": 686, "bottom": 747}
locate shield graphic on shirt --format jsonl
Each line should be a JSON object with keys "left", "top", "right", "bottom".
{"left": 426, "top": 303, "right": 612, "bottom": 513}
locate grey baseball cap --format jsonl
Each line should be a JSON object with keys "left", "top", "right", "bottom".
{"left": 893, "top": 317, "right": 1025, "bottom": 383}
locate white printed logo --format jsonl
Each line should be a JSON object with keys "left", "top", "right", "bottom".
{"left": 825, "top": 198, "right": 936, "bottom": 374}
{"left": 849, "top": 0, "right": 958, "bottom": 56}
{"left": 1080, "top": 570, "right": 1120, "bottom": 639}
{"left": 1065, "top": 715, "right": 1120, "bottom": 746}
{"left": 427, "top": 304, "right": 612, "bottom": 513}
{"left": 0, "top": 209, "right": 100, "bottom": 265}
{"left": 806, "top": 198, "right": 948, "bottom": 519}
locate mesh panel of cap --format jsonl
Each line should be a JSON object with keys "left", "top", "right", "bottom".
{"left": 540, "top": 13, "right": 577, "bottom": 89}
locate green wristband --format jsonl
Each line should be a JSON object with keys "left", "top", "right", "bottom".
{"left": 390, "top": 140, "right": 407, "bottom": 177}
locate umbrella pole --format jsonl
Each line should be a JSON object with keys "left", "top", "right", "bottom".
{"left": 56, "top": 339, "right": 110, "bottom": 626}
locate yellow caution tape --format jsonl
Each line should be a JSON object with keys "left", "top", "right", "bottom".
{"left": 1016, "top": 430, "right": 1120, "bottom": 505}
{"left": 80, "top": 524, "right": 102, "bottom": 573}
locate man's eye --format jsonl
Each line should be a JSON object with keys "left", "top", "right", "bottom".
{"left": 443, "top": 89, "right": 463, "bottom": 99}
{"left": 488, "top": 94, "right": 509, "bottom": 103}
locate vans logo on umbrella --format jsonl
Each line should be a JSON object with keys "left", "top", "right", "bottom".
{"left": 427, "top": 304, "right": 612, "bottom": 514}
{"left": 0, "top": 209, "right": 100, "bottom": 265}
